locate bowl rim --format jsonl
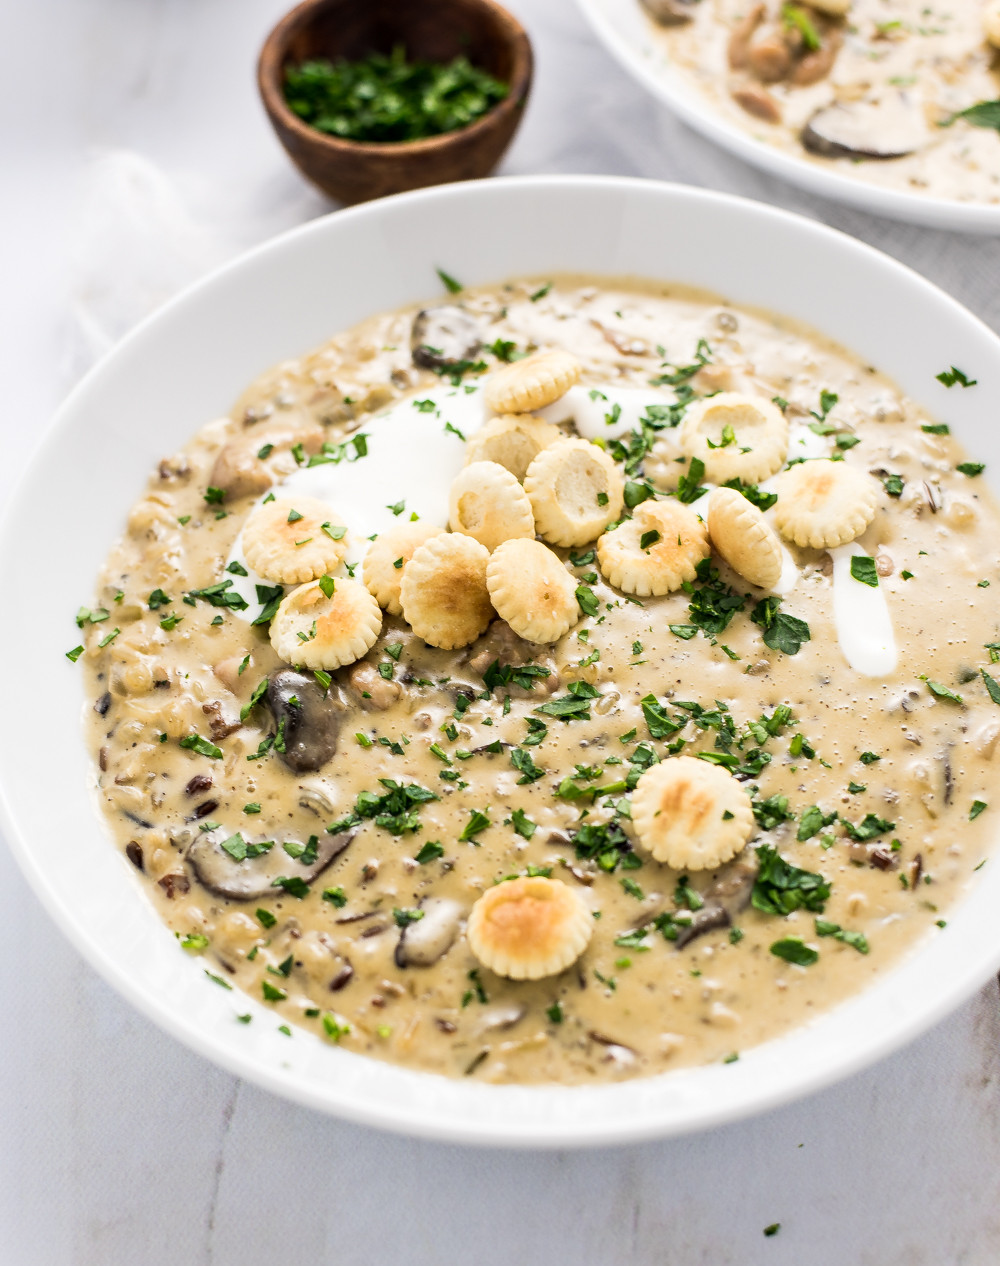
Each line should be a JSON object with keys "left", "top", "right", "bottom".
{"left": 6, "top": 174, "right": 1000, "bottom": 1148}
{"left": 576, "top": 0, "right": 1000, "bottom": 235}
{"left": 257, "top": 0, "right": 534, "bottom": 159}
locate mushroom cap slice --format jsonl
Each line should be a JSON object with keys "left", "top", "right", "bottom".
{"left": 639, "top": 0, "right": 700, "bottom": 24}
{"left": 411, "top": 306, "right": 481, "bottom": 371}
{"left": 394, "top": 897, "right": 464, "bottom": 967}
{"left": 802, "top": 95, "right": 926, "bottom": 160}
{"left": 265, "top": 669, "right": 342, "bottom": 774}
{"left": 186, "top": 828, "right": 356, "bottom": 901}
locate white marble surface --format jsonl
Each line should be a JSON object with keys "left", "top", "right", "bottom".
{"left": 5, "top": 0, "right": 1000, "bottom": 1261}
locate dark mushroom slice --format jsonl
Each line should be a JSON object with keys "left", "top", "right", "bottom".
{"left": 394, "top": 897, "right": 463, "bottom": 967}
{"left": 186, "top": 827, "right": 356, "bottom": 901}
{"left": 639, "top": 0, "right": 700, "bottom": 25}
{"left": 411, "top": 306, "right": 481, "bottom": 371}
{"left": 265, "top": 669, "right": 342, "bottom": 774}
{"left": 802, "top": 95, "right": 925, "bottom": 159}
{"left": 675, "top": 851, "right": 759, "bottom": 948}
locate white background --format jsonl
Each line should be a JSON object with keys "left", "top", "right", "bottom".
{"left": 4, "top": 0, "right": 1000, "bottom": 1261}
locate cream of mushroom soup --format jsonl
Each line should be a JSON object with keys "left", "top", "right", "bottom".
{"left": 640, "top": 0, "right": 1000, "bottom": 206}
{"left": 76, "top": 276, "right": 1000, "bottom": 1084}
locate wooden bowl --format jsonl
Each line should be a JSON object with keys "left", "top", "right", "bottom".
{"left": 258, "top": 0, "right": 534, "bottom": 206}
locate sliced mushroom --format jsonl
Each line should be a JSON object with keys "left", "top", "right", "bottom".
{"left": 731, "top": 83, "right": 783, "bottom": 124}
{"left": 411, "top": 306, "right": 481, "bottom": 371}
{"left": 790, "top": 27, "right": 842, "bottom": 85}
{"left": 394, "top": 897, "right": 463, "bottom": 967}
{"left": 747, "top": 30, "right": 793, "bottom": 82}
{"left": 186, "top": 828, "right": 356, "bottom": 901}
{"left": 802, "top": 94, "right": 925, "bottom": 159}
{"left": 208, "top": 422, "right": 324, "bottom": 500}
{"left": 675, "top": 852, "right": 759, "bottom": 948}
{"left": 728, "top": 3, "right": 766, "bottom": 68}
{"left": 478, "top": 1003, "right": 526, "bottom": 1031}
{"left": 346, "top": 661, "right": 403, "bottom": 710}
{"left": 265, "top": 669, "right": 342, "bottom": 774}
{"left": 639, "top": 0, "right": 700, "bottom": 26}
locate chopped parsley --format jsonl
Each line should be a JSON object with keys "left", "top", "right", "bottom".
{"left": 179, "top": 734, "right": 224, "bottom": 760}
{"left": 752, "top": 844, "right": 830, "bottom": 915}
{"left": 534, "top": 680, "right": 601, "bottom": 722}
{"left": 460, "top": 809, "right": 491, "bottom": 842}
{"left": 815, "top": 918, "right": 869, "bottom": 953}
{"left": 850, "top": 556, "right": 879, "bottom": 587}
{"left": 570, "top": 820, "right": 638, "bottom": 873}
{"left": 770, "top": 936, "right": 819, "bottom": 966}
{"left": 750, "top": 596, "right": 811, "bottom": 656}
{"left": 328, "top": 779, "right": 438, "bottom": 836}
{"left": 797, "top": 805, "right": 837, "bottom": 842}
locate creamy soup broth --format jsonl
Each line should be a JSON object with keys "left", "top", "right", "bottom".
{"left": 79, "top": 276, "right": 1000, "bottom": 1084}
{"left": 641, "top": 0, "right": 1000, "bottom": 205}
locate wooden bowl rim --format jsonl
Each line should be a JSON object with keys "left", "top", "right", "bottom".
{"left": 257, "top": 0, "right": 534, "bottom": 159}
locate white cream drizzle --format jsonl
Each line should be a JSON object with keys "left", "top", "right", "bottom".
{"left": 224, "top": 384, "right": 487, "bottom": 617}
{"left": 829, "top": 544, "right": 898, "bottom": 677}
{"left": 536, "top": 384, "right": 673, "bottom": 440}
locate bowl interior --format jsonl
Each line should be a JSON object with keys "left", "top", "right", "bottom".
{"left": 4, "top": 177, "right": 1000, "bottom": 1146}
{"left": 275, "top": 0, "right": 520, "bottom": 88}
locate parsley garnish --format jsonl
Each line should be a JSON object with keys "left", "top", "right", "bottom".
{"left": 815, "top": 918, "right": 869, "bottom": 953}
{"left": 770, "top": 936, "right": 819, "bottom": 966}
{"left": 676, "top": 456, "right": 708, "bottom": 504}
{"left": 750, "top": 596, "right": 810, "bottom": 655}
{"left": 936, "top": 366, "right": 977, "bottom": 388}
{"left": 179, "top": 733, "right": 223, "bottom": 760}
{"left": 850, "top": 556, "right": 879, "bottom": 587}
{"left": 534, "top": 680, "right": 600, "bottom": 722}
{"left": 570, "top": 820, "right": 638, "bottom": 873}
{"left": 510, "top": 809, "right": 536, "bottom": 839}
{"left": 752, "top": 845, "right": 830, "bottom": 915}
{"left": 460, "top": 809, "right": 491, "bottom": 842}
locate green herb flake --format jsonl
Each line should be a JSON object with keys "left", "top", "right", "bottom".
{"left": 982, "top": 669, "right": 1000, "bottom": 705}
{"left": 415, "top": 840, "right": 445, "bottom": 864}
{"left": 921, "top": 676, "right": 964, "bottom": 704}
{"left": 322, "top": 886, "right": 347, "bottom": 907}
{"left": 66, "top": 645, "right": 85, "bottom": 662}
{"left": 921, "top": 423, "right": 950, "bottom": 435}
{"left": 753, "top": 844, "right": 830, "bottom": 915}
{"left": 850, "top": 556, "right": 879, "bottom": 587}
{"left": 179, "top": 733, "right": 224, "bottom": 760}
{"left": 750, "top": 596, "right": 811, "bottom": 656}
{"left": 815, "top": 918, "right": 869, "bottom": 954}
{"left": 510, "top": 808, "right": 536, "bottom": 839}
{"left": 460, "top": 809, "right": 491, "bottom": 842}
{"left": 957, "top": 462, "right": 985, "bottom": 477}
{"left": 770, "top": 936, "right": 819, "bottom": 966}
{"left": 971, "top": 800, "right": 988, "bottom": 820}
{"left": 322, "top": 1013, "right": 350, "bottom": 1042}
{"left": 436, "top": 266, "right": 463, "bottom": 293}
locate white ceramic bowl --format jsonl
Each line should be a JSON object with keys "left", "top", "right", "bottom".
{"left": 578, "top": 0, "right": 1000, "bottom": 235}
{"left": 4, "top": 176, "right": 1000, "bottom": 1147}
